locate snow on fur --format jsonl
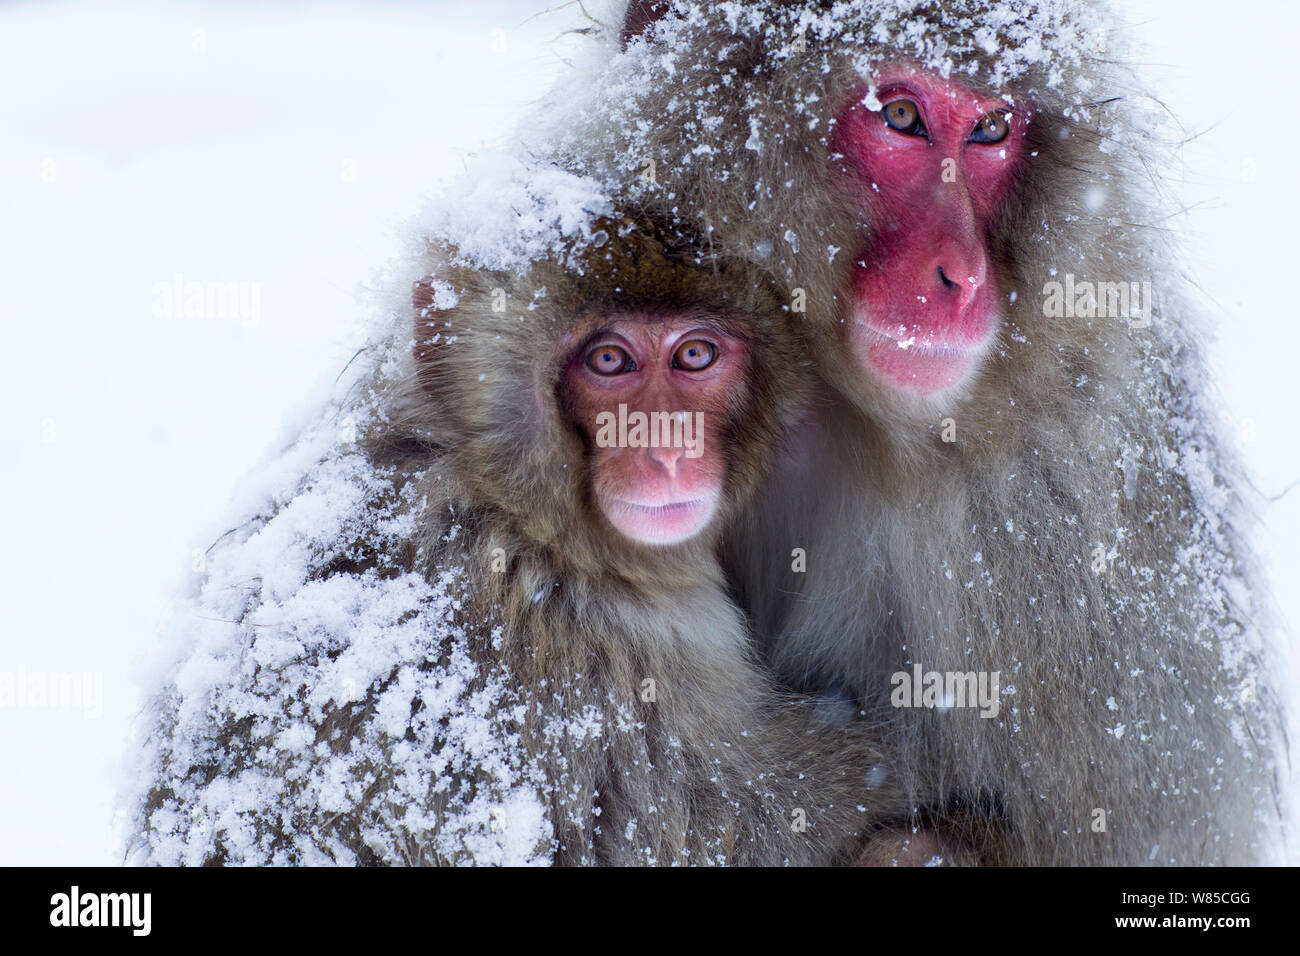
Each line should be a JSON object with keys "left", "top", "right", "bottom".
{"left": 123, "top": 0, "right": 1283, "bottom": 865}
{"left": 124, "top": 353, "right": 553, "bottom": 865}
{"left": 403, "top": 151, "right": 614, "bottom": 274}
{"left": 121, "top": 115, "right": 627, "bottom": 862}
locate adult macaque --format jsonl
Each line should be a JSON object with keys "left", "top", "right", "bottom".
{"left": 532, "top": 0, "right": 1286, "bottom": 864}
{"left": 132, "top": 217, "right": 929, "bottom": 865}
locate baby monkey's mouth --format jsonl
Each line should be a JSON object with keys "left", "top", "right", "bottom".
{"left": 602, "top": 493, "right": 719, "bottom": 546}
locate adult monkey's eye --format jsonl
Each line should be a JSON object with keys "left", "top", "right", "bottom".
{"left": 672, "top": 339, "right": 717, "bottom": 371}
{"left": 971, "top": 110, "right": 1010, "bottom": 144}
{"left": 586, "top": 344, "right": 633, "bottom": 375}
{"left": 881, "top": 98, "right": 925, "bottom": 137}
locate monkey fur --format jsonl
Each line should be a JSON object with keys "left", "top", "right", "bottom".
{"left": 529, "top": 0, "right": 1287, "bottom": 864}
{"left": 130, "top": 218, "right": 921, "bottom": 866}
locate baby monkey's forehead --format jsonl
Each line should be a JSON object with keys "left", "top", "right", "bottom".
{"left": 575, "top": 309, "right": 749, "bottom": 340}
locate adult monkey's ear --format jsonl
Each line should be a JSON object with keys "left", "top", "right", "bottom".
{"left": 621, "top": 1, "right": 672, "bottom": 49}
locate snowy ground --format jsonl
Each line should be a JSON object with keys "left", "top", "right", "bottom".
{"left": 1, "top": 0, "right": 1296, "bottom": 865}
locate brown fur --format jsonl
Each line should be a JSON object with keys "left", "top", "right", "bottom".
{"left": 531, "top": 1, "right": 1286, "bottom": 864}
{"left": 136, "top": 217, "right": 922, "bottom": 865}
{"left": 391, "top": 218, "right": 918, "bottom": 864}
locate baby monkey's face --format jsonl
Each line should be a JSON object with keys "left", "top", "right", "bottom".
{"left": 563, "top": 314, "right": 749, "bottom": 546}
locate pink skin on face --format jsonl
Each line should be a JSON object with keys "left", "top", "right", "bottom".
{"left": 565, "top": 317, "right": 745, "bottom": 546}
{"left": 831, "top": 69, "right": 1027, "bottom": 397}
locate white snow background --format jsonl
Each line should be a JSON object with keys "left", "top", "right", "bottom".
{"left": 0, "top": 0, "right": 1297, "bottom": 865}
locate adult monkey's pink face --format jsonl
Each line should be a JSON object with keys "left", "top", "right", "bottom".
{"left": 832, "top": 68, "right": 1029, "bottom": 401}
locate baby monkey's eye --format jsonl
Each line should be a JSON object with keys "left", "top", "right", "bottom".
{"left": 586, "top": 344, "right": 634, "bottom": 375}
{"left": 673, "top": 339, "right": 717, "bottom": 371}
